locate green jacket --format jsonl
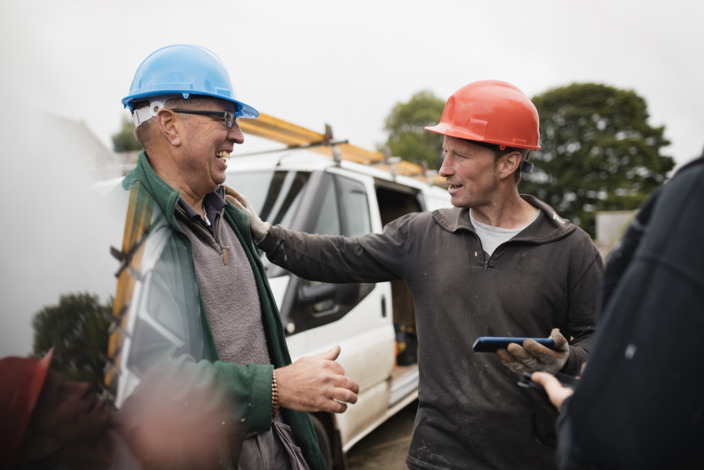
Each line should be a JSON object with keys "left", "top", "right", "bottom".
{"left": 120, "top": 151, "right": 324, "bottom": 469}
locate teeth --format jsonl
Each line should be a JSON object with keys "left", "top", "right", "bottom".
{"left": 216, "top": 151, "right": 231, "bottom": 161}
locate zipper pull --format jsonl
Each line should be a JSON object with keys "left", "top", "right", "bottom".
{"left": 224, "top": 246, "right": 229, "bottom": 265}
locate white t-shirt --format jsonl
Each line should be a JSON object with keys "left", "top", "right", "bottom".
{"left": 469, "top": 210, "right": 538, "bottom": 259}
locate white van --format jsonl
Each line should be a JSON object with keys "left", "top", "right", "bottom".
{"left": 223, "top": 149, "right": 451, "bottom": 468}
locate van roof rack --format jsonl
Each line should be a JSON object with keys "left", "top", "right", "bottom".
{"left": 239, "top": 112, "right": 445, "bottom": 187}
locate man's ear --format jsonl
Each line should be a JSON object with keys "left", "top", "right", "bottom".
{"left": 499, "top": 151, "right": 521, "bottom": 180}
{"left": 155, "top": 109, "right": 181, "bottom": 146}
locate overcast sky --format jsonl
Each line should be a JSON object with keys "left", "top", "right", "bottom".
{"left": 2, "top": 0, "right": 703, "bottom": 356}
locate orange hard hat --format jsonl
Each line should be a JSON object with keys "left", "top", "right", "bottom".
{"left": 425, "top": 80, "right": 541, "bottom": 150}
{"left": 0, "top": 348, "right": 54, "bottom": 469}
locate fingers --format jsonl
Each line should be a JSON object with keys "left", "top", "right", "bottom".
{"left": 319, "top": 381, "right": 359, "bottom": 414}
{"left": 227, "top": 195, "right": 242, "bottom": 210}
{"left": 330, "top": 402, "right": 348, "bottom": 414}
{"left": 508, "top": 342, "right": 541, "bottom": 369}
{"left": 497, "top": 332, "right": 570, "bottom": 376}
{"left": 276, "top": 346, "right": 359, "bottom": 414}
{"left": 302, "top": 375, "right": 360, "bottom": 414}
{"left": 549, "top": 328, "right": 568, "bottom": 350}
{"left": 523, "top": 338, "right": 563, "bottom": 359}
{"left": 531, "top": 371, "right": 560, "bottom": 388}
{"left": 531, "top": 371, "right": 574, "bottom": 411}
{"left": 334, "top": 376, "right": 360, "bottom": 401}
{"left": 319, "top": 344, "right": 342, "bottom": 362}
{"left": 494, "top": 347, "right": 515, "bottom": 363}
{"left": 496, "top": 347, "right": 533, "bottom": 375}
{"left": 324, "top": 383, "right": 361, "bottom": 413}
{"left": 223, "top": 187, "right": 248, "bottom": 209}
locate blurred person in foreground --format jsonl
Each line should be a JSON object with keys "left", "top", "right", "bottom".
{"left": 235, "top": 80, "right": 603, "bottom": 469}
{"left": 533, "top": 153, "right": 704, "bottom": 469}
{"left": 0, "top": 349, "right": 140, "bottom": 470}
{"left": 110, "top": 44, "right": 358, "bottom": 470}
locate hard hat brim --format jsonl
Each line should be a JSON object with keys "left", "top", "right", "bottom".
{"left": 122, "top": 92, "right": 259, "bottom": 119}
{"left": 425, "top": 123, "right": 541, "bottom": 150}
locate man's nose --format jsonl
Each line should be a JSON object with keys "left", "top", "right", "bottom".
{"left": 228, "top": 124, "right": 245, "bottom": 144}
{"left": 438, "top": 155, "right": 453, "bottom": 176}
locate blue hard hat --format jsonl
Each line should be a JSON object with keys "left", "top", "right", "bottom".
{"left": 122, "top": 44, "right": 258, "bottom": 119}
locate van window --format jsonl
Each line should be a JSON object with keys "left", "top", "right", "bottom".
{"left": 335, "top": 175, "right": 371, "bottom": 236}
{"left": 311, "top": 174, "right": 370, "bottom": 237}
{"left": 226, "top": 169, "right": 375, "bottom": 332}
{"left": 225, "top": 170, "right": 310, "bottom": 229}
{"left": 285, "top": 174, "right": 375, "bottom": 332}
{"left": 312, "top": 178, "right": 340, "bottom": 236}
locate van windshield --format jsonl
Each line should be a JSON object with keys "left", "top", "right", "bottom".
{"left": 226, "top": 170, "right": 310, "bottom": 227}
{"left": 225, "top": 170, "right": 311, "bottom": 275}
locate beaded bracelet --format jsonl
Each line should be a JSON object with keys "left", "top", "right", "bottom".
{"left": 272, "top": 370, "right": 280, "bottom": 419}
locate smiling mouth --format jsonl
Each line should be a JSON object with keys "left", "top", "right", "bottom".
{"left": 216, "top": 150, "right": 231, "bottom": 162}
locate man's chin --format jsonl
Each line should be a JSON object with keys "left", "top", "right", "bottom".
{"left": 450, "top": 195, "right": 467, "bottom": 208}
{"left": 210, "top": 175, "right": 227, "bottom": 189}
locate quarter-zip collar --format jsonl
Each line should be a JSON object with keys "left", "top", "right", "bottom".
{"left": 177, "top": 191, "right": 228, "bottom": 235}
{"left": 432, "top": 194, "right": 577, "bottom": 245}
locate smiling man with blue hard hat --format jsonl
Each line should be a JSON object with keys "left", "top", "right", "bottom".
{"left": 112, "top": 44, "right": 359, "bottom": 470}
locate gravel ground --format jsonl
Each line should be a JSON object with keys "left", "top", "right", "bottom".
{"left": 347, "top": 400, "right": 417, "bottom": 470}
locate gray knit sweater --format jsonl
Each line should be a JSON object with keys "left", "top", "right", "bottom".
{"left": 175, "top": 205, "right": 270, "bottom": 366}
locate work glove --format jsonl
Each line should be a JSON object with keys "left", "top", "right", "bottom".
{"left": 224, "top": 186, "right": 271, "bottom": 244}
{"left": 496, "top": 328, "right": 569, "bottom": 375}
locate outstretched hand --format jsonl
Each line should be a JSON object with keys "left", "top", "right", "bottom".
{"left": 275, "top": 345, "right": 360, "bottom": 414}
{"left": 496, "top": 328, "right": 569, "bottom": 375}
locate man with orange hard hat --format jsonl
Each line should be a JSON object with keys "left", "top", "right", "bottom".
{"left": 236, "top": 80, "right": 603, "bottom": 469}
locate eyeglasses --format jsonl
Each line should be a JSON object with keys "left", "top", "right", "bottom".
{"left": 170, "top": 109, "right": 239, "bottom": 129}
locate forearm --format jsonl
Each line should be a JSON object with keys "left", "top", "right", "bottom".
{"left": 562, "top": 298, "right": 597, "bottom": 376}
{"left": 563, "top": 252, "right": 602, "bottom": 375}
{"left": 260, "top": 225, "right": 397, "bottom": 283}
{"left": 563, "top": 333, "right": 592, "bottom": 375}
{"left": 120, "top": 355, "right": 274, "bottom": 436}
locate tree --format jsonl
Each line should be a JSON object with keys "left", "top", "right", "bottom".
{"left": 31, "top": 293, "right": 112, "bottom": 393}
{"left": 383, "top": 90, "right": 446, "bottom": 169}
{"left": 521, "top": 83, "right": 675, "bottom": 237}
{"left": 111, "top": 115, "right": 142, "bottom": 153}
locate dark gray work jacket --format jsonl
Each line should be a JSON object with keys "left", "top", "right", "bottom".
{"left": 259, "top": 194, "right": 603, "bottom": 470}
